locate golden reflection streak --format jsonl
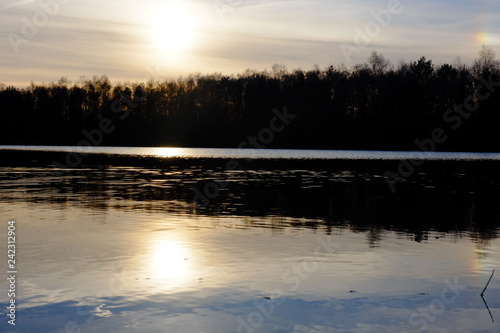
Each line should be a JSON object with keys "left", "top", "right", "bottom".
{"left": 154, "top": 147, "right": 185, "bottom": 158}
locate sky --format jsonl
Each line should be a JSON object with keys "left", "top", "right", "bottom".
{"left": 1, "top": 0, "right": 500, "bottom": 87}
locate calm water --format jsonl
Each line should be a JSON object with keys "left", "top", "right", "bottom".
{"left": 3, "top": 145, "right": 500, "bottom": 160}
{"left": 1, "top": 147, "right": 500, "bottom": 333}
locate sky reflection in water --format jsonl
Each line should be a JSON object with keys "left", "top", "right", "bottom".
{"left": 0, "top": 153, "right": 499, "bottom": 332}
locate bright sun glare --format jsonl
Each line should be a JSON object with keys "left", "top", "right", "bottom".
{"left": 150, "top": 239, "right": 192, "bottom": 288}
{"left": 151, "top": 3, "right": 196, "bottom": 53}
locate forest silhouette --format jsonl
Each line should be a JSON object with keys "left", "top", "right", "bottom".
{"left": 1, "top": 48, "right": 499, "bottom": 151}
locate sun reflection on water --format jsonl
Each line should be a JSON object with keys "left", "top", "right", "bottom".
{"left": 153, "top": 147, "right": 185, "bottom": 158}
{"left": 149, "top": 239, "right": 192, "bottom": 288}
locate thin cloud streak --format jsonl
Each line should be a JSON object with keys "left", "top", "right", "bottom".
{"left": 1, "top": 0, "right": 500, "bottom": 86}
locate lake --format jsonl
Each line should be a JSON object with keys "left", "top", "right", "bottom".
{"left": 0, "top": 146, "right": 499, "bottom": 333}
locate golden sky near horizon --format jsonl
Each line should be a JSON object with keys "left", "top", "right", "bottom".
{"left": 0, "top": 0, "right": 499, "bottom": 87}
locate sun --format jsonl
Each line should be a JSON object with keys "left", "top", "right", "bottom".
{"left": 150, "top": 3, "right": 196, "bottom": 53}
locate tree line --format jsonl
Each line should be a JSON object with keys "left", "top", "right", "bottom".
{"left": 1, "top": 46, "right": 499, "bottom": 151}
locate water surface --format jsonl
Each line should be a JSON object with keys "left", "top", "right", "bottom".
{"left": 0, "top": 147, "right": 499, "bottom": 333}
{"left": 3, "top": 145, "right": 500, "bottom": 160}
